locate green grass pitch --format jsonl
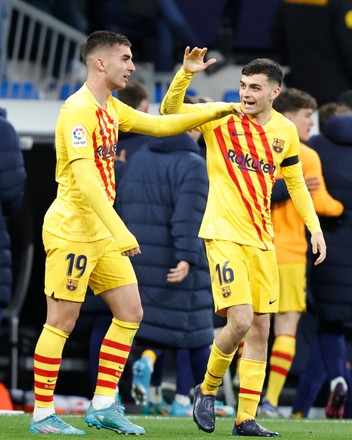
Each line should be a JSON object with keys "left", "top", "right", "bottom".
{"left": 1, "top": 413, "right": 351, "bottom": 439}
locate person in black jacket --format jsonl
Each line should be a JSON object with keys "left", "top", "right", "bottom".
{"left": 292, "top": 90, "right": 352, "bottom": 419}
{"left": 117, "top": 129, "right": 216, "bottom": 416}
{"left": 272, "top": 0, "right": 352, "bottom": 105}
{"left": 0, "top": 107, "right": 26, "bottom": 325}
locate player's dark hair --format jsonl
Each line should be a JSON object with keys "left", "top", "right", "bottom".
{"left": 337, "top": 90, "right": 352, "bottom": 111}
{"left": 317, "top": 102, "right": 337, "bottom": 132}
{"left": 118, "top": 81, "right": 148, "bottom": 109}
{"left": 273, "top": 88, "right": 317, "bottom": 113}
{"left": 242, "top": 58, "right": 283, "bottom": 86}
{"left": 81, "top": 30, "right": 131, "bottom": 65}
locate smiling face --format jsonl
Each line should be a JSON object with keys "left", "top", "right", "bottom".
{"left": 239, "top": 73, "right": 281, "bottom": 124}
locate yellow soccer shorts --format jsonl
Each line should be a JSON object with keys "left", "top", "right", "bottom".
{"left": 278, "top": 262, "right": 306, "bottom": 313}
{"left": 204, "top": 239, "right": 279, "bottom": 316}
{"left": 43, "top": 230, "right": 137, "bottom": 302}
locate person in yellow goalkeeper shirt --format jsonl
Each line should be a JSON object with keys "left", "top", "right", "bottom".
{"left": 29, "top": 31, "right": 238, "bottom": 436}
{"left": 160, "top": 47, "right": 327, "bottom": 437}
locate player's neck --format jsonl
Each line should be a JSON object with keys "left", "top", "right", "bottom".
{"left": 86, "top": 79, "right": 110, "bottom": 109}
{"left": 247, "top": 108, "right": 273, "bottom": 126}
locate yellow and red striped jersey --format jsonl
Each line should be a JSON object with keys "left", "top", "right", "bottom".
{"left": 44, "top": 82, "right": 237, "bottom": 244}
{"left": 198, "top": 111, "right": 303, "bottom": 250}
{"left": 44, "top": 84, "right": 137, "bottom": 242}
{"left": 160, "top": 68, "right": 322, "bottom": 251}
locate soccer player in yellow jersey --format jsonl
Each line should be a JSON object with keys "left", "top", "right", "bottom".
{"left": 260, "top": 88, "right": 344, "bottom": 418}
{"left": 29, "top": 32, "right": 238, "bottom": 436}
{"left": 160, "top": 47, "right": 327, "bottom": 437}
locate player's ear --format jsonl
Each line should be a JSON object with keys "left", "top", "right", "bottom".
{"left": 96, "top": 57, "right": 105, "bottom": 72}
{"left": 272, "top": 86, "right": 281, "bottom": 100}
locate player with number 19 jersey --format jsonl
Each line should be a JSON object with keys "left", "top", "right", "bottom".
{"left": 44, "top": 84, "right": 140, "bottom": 243}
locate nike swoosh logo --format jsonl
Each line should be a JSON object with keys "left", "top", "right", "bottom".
{"left": 231, "top": 133, "right": 245, "bottom": 136}
{"left": 47, "top": 379, "right": 56, "bottom": 383}
{"left": 269, "top": 299, "right": 277, "bottom": 305}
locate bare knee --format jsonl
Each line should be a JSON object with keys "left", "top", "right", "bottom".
{"left": 46, "top": 297, "right": 81, "bottom": 334}
{"left": 227, "top": 305, "right": 253, "bottom": 340}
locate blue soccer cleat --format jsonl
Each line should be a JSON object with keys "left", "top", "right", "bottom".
{"left": 132, "top": 358, "right": 151, "bottom": 406}
{"left": 259, "top": 398, "right": 284, "bottom": 419}
{"left": 142, "top": 400, "right": 171, "bottom": 416}
{"left": 170, "top": 400, "right": 193, "bottom": 417}
{"left": 85, "top": 403, "right": 145, "bottom": 435}
{"left": 232, "top": 419, "right": 280, "bottom": 437}
{"left": 214, "top": 399, "right": 235, "bottom": 417}
{"left": 193, "top": 384, "right": 216, "bottom": 433}
{"left": 114, "top": 391, "right": 126, "bottom": 415}
{"left": 29, "top": 413, "right": 86, "bottom": 435}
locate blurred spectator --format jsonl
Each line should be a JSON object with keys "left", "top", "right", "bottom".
{"left": 259, "top": 88, "right": 344, "bottom": 418}
{"left": 24, "top": 0, "right": 88, "bottom": 33}
{"left": 155, "top": 0, "right": 228, "bottom": 72}
{"left": 89, "top": 0, "right": 228, "bottom": 72}
{"left": 272, "top": 0, "right": 352, "bottom": 105}
{"left": 232, "top": 0, "right": 281, "bottom": 60}
{"left": 292, "top": 90, "right": 352, "bottom": 419}
{"left": 88, "top": 0, "right": 157, "bottom": 65}
{"left": 318, "top": 102, "right": 338, "bottom": 132}
{"left": 0, "top": 107, "right": 26, "bottom": 409}
{"left": 0, "top": 107, "right": 26, "bottom": 325}
{"left": 115, "top": 83, "right": 217, "bottom": 415}
{"left": 117, "top": 128, "right": 215, "bottom": 416}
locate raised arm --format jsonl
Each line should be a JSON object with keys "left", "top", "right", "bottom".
{"left": 160, "top": 47, "right": 243, "bottom": 120}
{"left": 160, "top": 47, "right": 216, "bottom": 116}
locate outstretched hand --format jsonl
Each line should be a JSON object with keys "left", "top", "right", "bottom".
{"left": 183, "top": 46, "right": 217, "bottom": 74}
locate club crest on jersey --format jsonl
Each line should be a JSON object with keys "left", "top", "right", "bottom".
{"left": 221, "top": 286, "right": 231, "bottom": 298}
{"left": 66, "top": 278, "right": 79, "bottom": 291}
{"left": 272, "top": 138, "right": 285, "bottom": 153}
{"left": 72, "top": 125, "right": 87, "bottom": 148}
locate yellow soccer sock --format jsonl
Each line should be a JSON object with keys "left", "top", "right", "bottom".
{"left": 202, "top": 342, "right": 236, "bottom": 395}
{"left": 95, "top": 317, "right": 139, "bottom": 397}
{"left": 265, "top": 335, "right": 296, "bottom": 407}
{"left": 236, "top": 358, "right": 266, "bottom": 424}
{"left": 33, "top": 324, "right": 69, "bottom": 408}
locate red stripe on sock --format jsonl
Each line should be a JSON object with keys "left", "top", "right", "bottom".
{"left": 102, "top": 338, "right": 131, "bottom": 353}
{"left": 35, "top": 393, "right": 54, "bottom": 403}
{"left": 34, "top": 380, "right": 56, "bottom": 390}
{"left": 271, "top": 350, "right": 294, "bottom": 362}
{"left": 34, "top": 354, "right": 61, "bottom": 364}
{"left": 98, "top": 365, "right": 118, "bottom": 376}
{"left": 239, "top": 387, "right": 261, "bottom": 396}
{"left": 207, "top": 369, "right": 223, "bottom": 380}
{"left": 96, "top": 379, "right": 116, "bottom": 390}
{"left": 34, "top": 367, "right": 58, "bottom": 378}
{"left": 271, "top": 365, "right": 288, "bottom": 376}
{"left": 99, "top": 351, "right": 127, "bottom": 364}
